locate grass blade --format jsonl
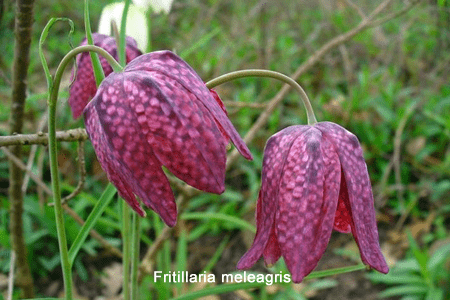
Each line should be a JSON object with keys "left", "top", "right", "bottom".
{"left": 68, "top": 183, "right": 117, "bottom": 265}
{"left": 181, "top": 212, "right": 256, "bottom": 233}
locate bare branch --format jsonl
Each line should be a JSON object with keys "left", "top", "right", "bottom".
{"left": 22, "top": 112, "right": 48, "bottom": 193}
{"left": 344, "top": 0, "right": 367, "bottom": 19}
{"left": 7, "top": 251, "right": 15, "bottom": 300}
{"left": 63, "top": 204, "right": 123, "bottom": 259}
{"left": 61, "top": 140, "right": 87, "bottom": 204}
{"left": 370, "top": 0, "right": 423, "bottom": 28}
{"left": 8, "top": 0, "right": 36, "bottom": 294}
{"left": 2, "top": 147, "right": 122, "bottom": 259}
{"left": 226, "top": 0, "right": 402, "bottom": 168}
{"left": 0, "top": 128, "right": 88, "bottom": 147}
{"left": 3, "top": 147, "right": 53, "bottom": 195}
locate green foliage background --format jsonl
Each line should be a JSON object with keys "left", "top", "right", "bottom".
{"left": 1, "top": 0, "right": 450, "bottom": 299}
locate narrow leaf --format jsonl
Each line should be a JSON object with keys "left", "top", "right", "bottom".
{"left": 68, "top": 183, "right": 117, "bottom": 264}
{"left": 181, "top": 212, "right": 256, "bottom": 233}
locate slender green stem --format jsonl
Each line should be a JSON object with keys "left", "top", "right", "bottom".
{"left": 44, "top": 44, "right": 122, "bottom": 300}
{"left": 130, "top": 213, "right": 141, "bottom": 300}
{"left": 122, "top": 203, "right": 131, "bottom": 300}
{"left": 146, "top": 8, "right": 152, "bottom": 52}
{"left": 205, "top": 69, "right": 317, "bottom": 125}
{"left": 304, "top": 264, "right": 366, "bottom": 280}
{"left": 47, "top": 116, "right": 72, "bottom": 300}
{"left": 39, "top": 18, "right": 75, "bottom": 90}
{"left": 116, "top": 2, "right": 135, "bottom": 297}
{"left": 52, "top": 45, "right": 122, "bottom": 93}
{"left": 84, "top": 0, "right": 105, "bottom": 86}
{"left": 119, "top": 0, "right": 131, "bottom": 65}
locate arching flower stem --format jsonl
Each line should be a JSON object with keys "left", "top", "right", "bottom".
{"left": 43, "top": 43, "right": 122, "bottom": 300}
{"left": 84, "top": 0, "right": 104, "bottom": 86}
{"left": 206, "top": 69, "right": 317, "bottom": 125}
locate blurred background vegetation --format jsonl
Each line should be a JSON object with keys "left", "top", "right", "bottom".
{"left": 1, "top": 0, "right": 450, "bottom": 299}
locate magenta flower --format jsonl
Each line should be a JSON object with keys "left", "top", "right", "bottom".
{"left": 83, "top": 50, "right": 253, "bottom": 226}
{"left": 236, "top": 122, "right": 389, "bottom": 283}
{"left": 69, "top": 33, "right": 142, "bottom": 119}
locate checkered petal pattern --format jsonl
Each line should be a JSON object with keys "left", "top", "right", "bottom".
{"left": 237, "top": 122, "right": 388, "bottom": 282}
{"left": 83, "top": 51, "right": 252, "bottom": 226}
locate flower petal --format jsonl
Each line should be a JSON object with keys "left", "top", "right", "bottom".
{"left": 275, "top": 127, "right": 341, "bottom": 283}
{"left": 69, "top": 34, "right": 142, "bottom": 119}
{"left": 69, "top": 48, "right": 113, "bottom": 119}
{"left": 125, "top": 51, "right": 253, "bottom": 160}
{"left": 237, "top": 126, "right": 308, "bottom": 269}
{"left": 87, "top": 73, "right": 178, "bottom": 226}
{"left": 123, "top": 72, "right": 227, "bottom": 194}
{"left": 209, "top": 89, "right": 230, "bottom": 143}
{"left": 263, "top": 223, "right": 281, "bottom": 267}
{"left": 84, "top": 104, "right": 145, "bottom": 216}
{"left": 333, "top": 173, "right": 352, "bottom": 233}
{"left": 315, "top": 122, "right": 389, "bottom": 274}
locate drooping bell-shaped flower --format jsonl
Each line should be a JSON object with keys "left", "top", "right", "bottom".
{"left": 83, "top": 50, "right": 253, "bottom": 226}
{"left": 69, "top": 33, "right": 142, "bottom": 119}
{"left": 237, "top": 122, "right": 388, "bottom": 283}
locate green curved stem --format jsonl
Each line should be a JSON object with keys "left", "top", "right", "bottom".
{"left": 205, "top": 69, "right": 317, "bottom": 125}
{"left": 119, "top": 0, "right": 131, "bottom": 66}
{"left": 85, "top": 0, "right": 104, "bottom": 86}
{"left": 44, "top": 45, "right": 122, "bottom": 300}
{"left": 122, "top": 202, "right": 131, "bottom": 300}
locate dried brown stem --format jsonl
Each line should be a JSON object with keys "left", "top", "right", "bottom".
{"left": 344, "top": 0, "right": 367, "bottom": 19}
{"left": 8, "top": 0, "right": 36, "bottom": 296}
{"left": 226, "top": 0, "right": 398, "bottom": 168}
{"left": 3, "top": 145, "right": 122, "bottom": 260}
{"left": 138, "top": 195, "right": 188, "bottom": 281}
{"left": 22, "top": 112, "right": 48, "bottom": 193}
{"left": 63, "top": 205, "right": 123, "bottom": 259}
{"left": 394, "top": 101, "right": 420, "bottom": 231}
{"left": 0, "top": 128, "right": 89, "bottom": 146}
{"left": 3, "top": 147, "right": 53, "bottom": 195}
{"left": 61, "top": 140, "right": 87, "bottom": 204}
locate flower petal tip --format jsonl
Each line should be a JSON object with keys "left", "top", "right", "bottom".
{"left": 235, "top": 259, "right": 250, "bottom": 270}
{"left": 243, "top": 150, "right": 254, "bottom": 161}
{"left": 291, "top": 273, "right": 306, "bottom": 284}
{"left": 136, "top": 208, "right": 147, "bottom": 218}
{"left": 166, "top": 218, "right": 177, "bottom": 228}
{"left": 372, "top": 262, "right": 389, "bottom": 274}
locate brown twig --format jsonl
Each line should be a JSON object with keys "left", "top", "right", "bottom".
{"left": 3, "top": 147, "right": 53, "bottom": 195}
{"left": 138, "top": 195, "right": 189, "bottom": 281}
{"left": 0, "top": 128, "right": 89, "bottom": 147}
{"left": 393, "top": 101, "right": 420, "bottom": 231}
{"left": 8, "top": 0, "right": 36, "bottom": 295}
{"left": 61, "top": 140, "right": 87, "bottom": 204}
{"left": 22, "top": 112, "right": 48, "bottom": 193}
{"left": 2, "top": 146, "right": 122, "bottom": 259}
{"left": 227, "top": 0, "right": 398, "bottom": 168}
{"left": 370, "top": 0, "right": 423, "bottom": 28}
{"left": 37, "top": 146, "right": 47, "bottom": 208}
{"left": 343, "top": 0, "right": 367, "bottom": 19}
{"left": 7, "top": 251, "right": 16, "bottom": 300}
{"left": 63, "top": 204, "right": 123, "bottom": 259}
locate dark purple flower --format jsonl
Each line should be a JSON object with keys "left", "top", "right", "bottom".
{"left": 69, "top": 33, "right": 142, "bottom": 119}
{"left": 236, "top": 122, "right": 389, "bottom": 283}
{"left": 84, "top": 50, "right": 253, "bottom": 227}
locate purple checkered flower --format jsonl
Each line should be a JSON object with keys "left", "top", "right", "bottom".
{"left": 69, "top": 33, "right": 142, "bottom": 119}
{"left": 237, "top": 122, "right": 388, "bottom": 283}
{"left": 83, "top": 50, "right": 253, "bottom": 226}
